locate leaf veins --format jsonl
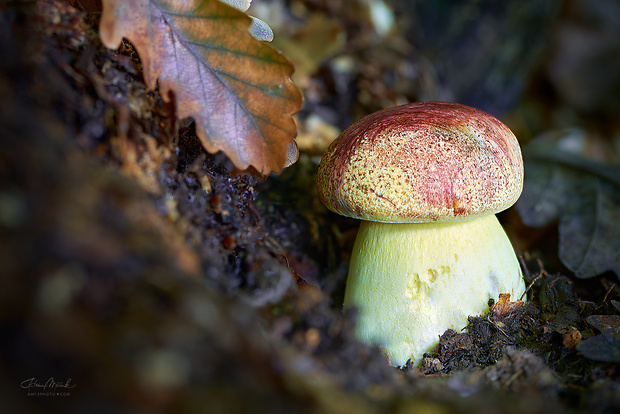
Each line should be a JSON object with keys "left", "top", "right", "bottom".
{"left": 100, "top": 0, "right": 303, "bottom": 174}
{"left": 517, "top": 133, "right": 620, "bottom": 279}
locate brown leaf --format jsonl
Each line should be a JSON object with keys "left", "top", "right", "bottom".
{"left": 562, "top": 326, "right": 582, "bottom": 349}
{"left": 99, "top": 0, "right": 303, "bottom": 174}
{"left": 490, "top": 293, "right": 524, "bottom": 317}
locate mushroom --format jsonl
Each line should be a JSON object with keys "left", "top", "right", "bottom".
{"left": 316, "top": 102, "right": 526, "bottom": 367}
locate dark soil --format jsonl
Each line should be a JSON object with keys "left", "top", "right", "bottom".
{"left": 1, "top": 1, "right": 619, "bottom": 413}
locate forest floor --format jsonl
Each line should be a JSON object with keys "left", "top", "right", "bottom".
{"left": 1, "top": 1, "right": 619, "bottom": 413}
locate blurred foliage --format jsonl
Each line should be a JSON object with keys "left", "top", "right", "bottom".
{"left": 517, "top": 130, "right": 620, "bottom": 279}
{"left": 397, "top": 0, "right": 561, "bottom": 115}
{"left": 577, "top": 301, "right": 620, "bottom": 363}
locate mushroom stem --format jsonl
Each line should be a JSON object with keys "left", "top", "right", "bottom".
{"left": 344, "top": 214, "right": 525, "bottom": 367}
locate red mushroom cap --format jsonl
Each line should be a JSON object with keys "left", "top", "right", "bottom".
{"left": 316, "top": 102, "right": 523, "bottom": 223}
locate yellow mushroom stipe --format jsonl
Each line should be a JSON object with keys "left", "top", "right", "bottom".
{"left": 344, "top": 214, "right": 525, "bottom": 367}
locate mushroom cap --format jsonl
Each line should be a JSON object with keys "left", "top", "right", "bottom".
{"left": 316, "top": 102, "right": 524, "bottom": 223}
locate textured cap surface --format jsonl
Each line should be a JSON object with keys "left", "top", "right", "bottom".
{"left": 316, "top": 102, "right": 523, "bottom": 223}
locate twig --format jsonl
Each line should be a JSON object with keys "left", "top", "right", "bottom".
{"left": 518, "top": 252, "right": 530, "bottom": 279}
{"left": 602, "top": 283, "right": 616, "bottom": 304}
{"left": 520, "top": 258, "right": 547, "bottom": 301}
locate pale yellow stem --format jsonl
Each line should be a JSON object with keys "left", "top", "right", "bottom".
{"left": 344, "top": 214, "right": 525, "bottom": 367}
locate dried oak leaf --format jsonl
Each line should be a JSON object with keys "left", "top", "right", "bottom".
{"left": 490, "top": 293, "right": 524, "bottom": 317}
{"left": 516, "top": 132, "right": 620, "bottom": 279}
{"left": 99, "top": 0, "right": 303, "bottom": 174}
